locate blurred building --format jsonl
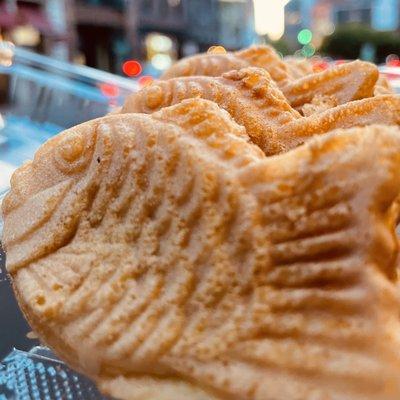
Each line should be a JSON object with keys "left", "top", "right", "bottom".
{"left": 0, "top": 0, "right": 69, "bottom": 57}
{"left": 0, "top": 0, "right": 255, "bottom": 75}
{"left": 285, "top": 0, "right": 400, "bottom": 47}
{"left": 74, "top": 0, "right": 255, "bottom": 74}
{"left": 285, "top": 0, "right": 305, "bottom": 45}
{"left": 332, "top": 0, "right": 399, "bottom": 30}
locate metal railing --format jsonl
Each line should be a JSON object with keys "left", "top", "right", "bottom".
{"left": 0, "top": 45, "right": 139, "bottom": 194}
{"left": 0, "top": 45, "right": 138, "bottom": 128}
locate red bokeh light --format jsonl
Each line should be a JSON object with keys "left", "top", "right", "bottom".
{"left": 122, "top": 60, "right": 142, "bottom": 77}
{"left": 383, "top": 73, "right": 399, "bottom": 81}
{"left": 98, "top": 83, "right": 120, "bottom": 98}
{"left": 138, "top": 75, "right": 154, "bottom": 87}
{"left": 312, "top": 60, "right": 329, "bottom": 72}
{"left": 388, "top": 59, "right": 400, "bottom": 67}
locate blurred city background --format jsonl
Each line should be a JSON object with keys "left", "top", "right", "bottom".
{"left": 1, "top": 0, "right": 400, "bottom": 75}
{"left": 1, "top": 0, "right": 400, "bottom": 111}
{"left": 0, "top": 0, "right": 399, "bottom": 195}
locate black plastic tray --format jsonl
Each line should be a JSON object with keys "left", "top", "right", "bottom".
{"left": 0, "top": 243, "right": 112, "bottom": 399}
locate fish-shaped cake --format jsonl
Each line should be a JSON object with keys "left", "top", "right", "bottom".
{"left": 375, "top": 74, "right": 396, "bottom": 95}
{"left": 161, "top": 45, "right": 386, "bottom": 114}
{"left": 283, "top": 56, "right": 314, "bottom": 79}
{"left": 3, "top": 99, "right": 400, "bottom": 400}
{"left": 281, "top": 60, "right": 378, "bottom": 110}
{"left": 161, "top": 44, "right": 292, "bottom": 86}
{"left": 122, "top": 67, "right": 400, "bottom": 155}
{"left": 124, "top": 67, "right": 301, "bottom": 155}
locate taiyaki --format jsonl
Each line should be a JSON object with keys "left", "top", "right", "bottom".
{"left": 284, "top": 56, "right": 314, "bottom": 79}
{"left": 124, "top": 67, "right": 301, "bottom": 155}
{"left": 122, "top": 68, "right": 400, "bottom": 155}
{"left": 301, "top": 95, "right": 338, "bottom": 117}
{"left": 162, "top": 44, "right": 381, "bottom": 113}
{"left": 3, "top": 98, "right": 400, "bottom": 400}
{"left": 281, "top": 60, "right": 378, "bottom": 109}
{"left": 281, "top": 94, "right": 400, "bottom": 148}
{"left": 162, "top": 44, "right": 292, "bottom": 86}
{"left": 375, "top": 74, "right": 395, "bottom": 95}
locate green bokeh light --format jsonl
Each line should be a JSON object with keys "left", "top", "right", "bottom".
{"left": 301, "top": 44, "right": 316, "bottom": 58}
{"left": 297, "top": 29, "right": 313, "bottom": 45}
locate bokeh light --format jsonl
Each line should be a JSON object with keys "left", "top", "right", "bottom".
{"left": 98, "top": 83, "right": 120, "bottom": 98}
{"left": 322, "top": 22, "right": 336, "bottom": 36}
{"left": 11, "top": 25, "right": 40, "bottom": 47}
{"left": 253, "top": 0, "right": 289, "bottom": 40}
{"left": 0, "top": 41, "right": 14, "bottom": 67}
{"left": 297, "top": 29, "right": 313, "bottom": 45}
{"left": 122, "top": 60, "right": 142, "bottom": 77}
{"left": 294, "top": 49, "right": 303, "bottom": 57}
{"left": 151, "top": 53, "right": 172, "bottom": 70}
{"left": 147, "top": 34, "right": 173, "bottom": 53}
{"left": 388, "top": 60, "right": 400, "bottom": 67}
{"left": 138, "top": 75, "right": 154, "bottom": 87}
{"left": 312, "top": 59, "right": 329, "bottom": 72}
{"left": 167, "top": 0, "right": 181, "bottom": 6}
{"left": 386, "top": 54, "right": 400, "bottom": 66}
{"left": 301, "top": 44, "right": 316, "bottom": 58}
{"left": 207, "top": 45, "right": 227, "bottom": 55}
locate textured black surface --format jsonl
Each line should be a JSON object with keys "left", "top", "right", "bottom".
{"left": 0, "top": 347, "right": 112, "bottom": 399}
{"left": 0, "top": 246, "right": 112, "bottom": 399}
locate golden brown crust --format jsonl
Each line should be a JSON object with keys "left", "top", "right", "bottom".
{"left": 161, "top": 52, "right": 250, "bottom": 80}
{"left": 301, "top": 95, "right": 338, "bottom": 117}
{"left": 283, "top": 95, "right": 400, "bottom": 148}
{"left": 162, "top": 45, "right": 292, "bottom": 86}
{"left": 284, "top": 56, "right": 314, "bottom": 79}
{"left": 234, "top": 45, "right": 292, "bottom": 85}
{"left": 3, "top": 111, "right": 400, "bottom": 399}
{"left": 375, "top": 74, "right": 395, "bottom": 95}
{"left": 122, "top": 68, "right": 400, "bottom": 155}
{"left": 123, "top": 67, "right": 301, "bottom": 155}
{"left": 161, "top": 46, "right": 383, "bottom": 118}
{"left": 281, "top": 60, "right": 378, "bottom": 109}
